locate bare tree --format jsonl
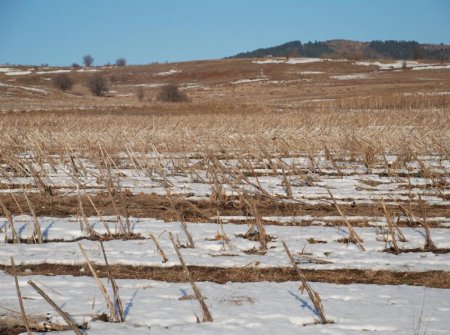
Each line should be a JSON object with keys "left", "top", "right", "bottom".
{"left": 83, "top": 54, "right": 94, "bottom": 67}
{"left": 157, "top": 84, "right": 189, "bottom": 102}
{"left": 116, "top": 58, "right": 127, "bottom": 67}
{"left": 88, "top": 75, "right": 108, "bottom": 96}
{"left": 53, "top": 74, "right": 74, "bottom": 92}
{"left": 136, "top": 86, "right": 144, "bottom": 102}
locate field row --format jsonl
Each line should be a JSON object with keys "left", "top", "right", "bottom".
{"left": 1, "top": 273, "right": 449, "bottom": 334}
{"left": 1, "top": 218, "right": 449, "bottom": 272}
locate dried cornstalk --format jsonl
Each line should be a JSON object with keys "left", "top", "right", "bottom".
{"left": 23, "top": 192, "right": 42, "bottom": 244}
{"left": 86, "top": 194, "right": 112, "bottom": 237}
{"left": 281, "top": 166, "right": 293, "bottom": 199}
{"left": 282, "top": 241, "right": 329, "bottom": 324}
{"left": 0, "top": 198, "right": 19, "bottom": 243}
{"left": 236, "top": 158, "right": 275, "bottom": 199}
{"left": 100, "top": 241, "right": 125, "bottom": 322}
{"left": 27, "top": 280, "right": 83, "bottom": 335}
{"left": 150, "top": 233, "right": 169, "bottom": 263}
{"left": 77, "top": 186, "right": 96, "bottom": 238}
{"left": 78, "top": 243, "right": 118, "bottom": 322}
{"left": 325, "top": 187, "right": 365, "bottom": 251}
{"left": 246, "top": 198, "right": 268, "bottom": 251}
{"left": 380, "top": 199, "right": 400, "bottom": 254}
{"left": 105, "top": 187, "right": 126, "bottom": 236}
{"left": 324, "top": 145, "right": 341, "bottom": 175}
{"left": 166, "top": 194, "right": 195, "bottom": 248}
{"left": 118, "top": 193, "right": 132, "bottom": 238}
{"left": 419, "top": 195, "right": 436, "bottom": 250}
{"left": 169, "top": 232, "right": 213, "bottom": 322}
{"left": 217, "top": 213, "right": 233, "bottom": 251}
{"left": 11, "top": 257, "right": 31, "bottom": 335}
{"left": 10, "top": 191, "right": 24, "bottom": 214}
{"left": 296, "top": 253, "right": 334, "bottom": 265}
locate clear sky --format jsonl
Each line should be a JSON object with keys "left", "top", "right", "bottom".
{"left": 1, "top": 0, "right": 449, "bottom": 66}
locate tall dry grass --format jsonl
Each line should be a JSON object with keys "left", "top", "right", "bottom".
{"left": 0, "top": 102, "right": 448, "bottom": 160}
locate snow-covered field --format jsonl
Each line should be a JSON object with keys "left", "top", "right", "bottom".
{"left": 1, "top": 217, "right": 449, "bottom": 271}
{"left": 1, "top": 273, "right": 449, "bottom": 334}
{"left": 0, "top": 111, "right": 448, "bottom": 335}
{"left": 1, "top": 153, "right": 448, "bottom": 208}
{"left": 354, "top": 60, "right": 450, "bottom": 71}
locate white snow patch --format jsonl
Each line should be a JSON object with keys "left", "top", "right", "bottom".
{"left": 252, "top": 59, "right": 286, "bottom": 64}
{"left": 286, "top": 58, "right": 324, "bottom": 64}
{"left": 77, "top": 68, "right": 100, "bottom": 72}
{"left": 412, "top": 64, "right": 450, "bottom": 70}
{"left": 252, "top": 58, "right": 324, "bottom": 65}
{"left": 181, "top": 83, "right": 202, "bottom": 89}
{"left": 19, "top": 86, "right": 49, "bottom": 94}
{"left": 36, "top": 69, "right": 72, "bottom": 74}
{"left": 117, "top": 93, "right": 135, "bottom": 97}
{"left": 0, "top": 67, "right": 17, "bottom": 73}
{"left": 0, "top": 81, "right": 49, "bottom": 94}
{"left": 355, "top": 61, "right": 419, "bottom": 70}
{"left": 135, "top": 83, "right": 166, "bottom": 88}
{"left": 299, "top": 71, "right": 324, "bottom": 74}
{"left": 403, "top": 91, "right": 450, "bottom": 96}
{"left": 331, "top": 73, "right": 370, "bottom": 80}
{"left": 231, "top": 78, "right": 269, "bottom": 84}
{"left": 5, "top": 70, "right": 32, "bottom": 76}
{"left": 154, "top": 69, "right": 181, "bottom": 77}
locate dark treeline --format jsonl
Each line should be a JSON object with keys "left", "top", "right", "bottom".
{"left": 230, "top": 40, "right": 450, "bottom": 60}
{"left": 231, "top": 41, "right": 332, "bottom": 58}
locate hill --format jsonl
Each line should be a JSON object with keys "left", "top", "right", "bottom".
{"left": 230, "top": 39, "right": 450, "bottom": 60}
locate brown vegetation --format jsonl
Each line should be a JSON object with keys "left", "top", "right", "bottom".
{"left": 1, "top": 264, "right": 448, "bottom": 288}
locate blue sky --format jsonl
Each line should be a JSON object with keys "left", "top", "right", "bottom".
{"left": 1, "top": 0, "right": 449, "bottom": 66}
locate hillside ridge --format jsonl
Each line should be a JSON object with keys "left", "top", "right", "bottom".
{"left": 229, "top": 39, "right": 450, "bottom": 60}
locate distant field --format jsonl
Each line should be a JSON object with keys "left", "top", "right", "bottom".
{"left": 0, "top": 57, "right": 449, "bottom": 334}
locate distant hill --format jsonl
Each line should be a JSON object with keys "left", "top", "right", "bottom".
{"left": 229, "top": 39, "right": 450, "bottom": 60}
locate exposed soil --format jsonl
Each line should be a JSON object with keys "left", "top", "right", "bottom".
{"left": 0, "top": 314, "right": 90, "bottom": 335}
{"left": 0, "top": 193, "right": 447, "bottom": 226}
{"left": 5, "top": 232, "right": 145, "bottom": 244}
{"left": 384, "top": 247, "right": 450, "bottom": 254}
{"left": 0, "top": 324, "right": 29, "bottom": 335}
{"left": 2, "top": 264, "right": 449, "bottom": 288}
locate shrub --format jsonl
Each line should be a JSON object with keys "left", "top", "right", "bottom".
{"left": 116, "top": 58, "right": 127, "bottom": 67}
{"left": 53, "top": 74, "right": 74, "bottom": 92}
{"left": 157, "top": 84, "right": 188, "bottom": 102}
{"left": 83, "top": 54, "right": 94, "bottom": 67}
{"left": 136, "top": 87, "right": 145, "bottom": 102}
{"left": 88, "top": 75, "right": 108, "bottom": 96}
{"left": 72, "top": 63, "right": 81, "bottom": 69}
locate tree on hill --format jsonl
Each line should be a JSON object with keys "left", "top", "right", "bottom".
{"left": 116, "top": 57, "right": 127, "bottom": 66}
{"left": 83, "top": 54, "right": 94, "bottom": 67}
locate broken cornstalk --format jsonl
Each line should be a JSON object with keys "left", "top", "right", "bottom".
{"left": 169, "top": 232, "right": 212, "bottom": 322}
{"left": 11, "top": 257, "right": 31, "bottom": 335}
{"left": 282, "top": 241, "right": 329, "bottom": 324}
{"left": 27, "top": 280, "right": 83, "bottom": 335}
{"left": 325, "top": 187, "right": 365, "bottom": 251}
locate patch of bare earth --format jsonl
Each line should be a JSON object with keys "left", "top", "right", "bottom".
{"left": 1, "top": 264, "right": 448, "bottom": 288}
{"left": 0, "top": 193, "right": 447, "bottom": 226}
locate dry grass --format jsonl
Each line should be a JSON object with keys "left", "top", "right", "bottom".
{"left": 0, "top": 106, "right": 448, "bottom": 158}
